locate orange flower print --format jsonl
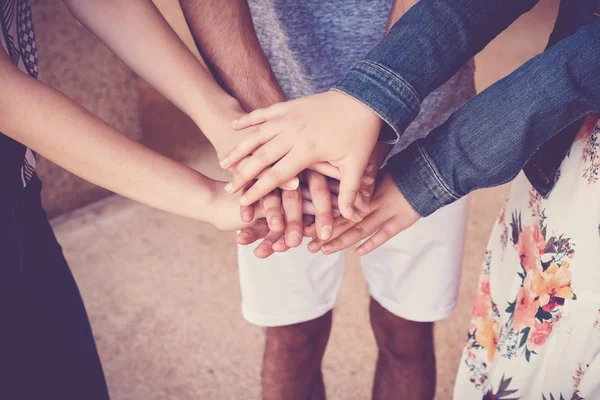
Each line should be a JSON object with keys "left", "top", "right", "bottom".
{"left": 475, "top": 318, "right": 501, "bottom": 362}
{"left": 515, "top": 224, "right": 545, "bottom": 273}
{"left": 473, "top": 276, "right": 492, "bottom": 320}
{"left": 526, "top": 320, "right": 553, "bottom": 351}
{"left": 513, "top": 279, "right": 539, "bottom": 331}
{"left": 531, "top": 261, "right": 573, "bottom": 307}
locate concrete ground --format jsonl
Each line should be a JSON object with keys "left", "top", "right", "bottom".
{"left": 49, "top": 1, "right": 558, "bottom": 399}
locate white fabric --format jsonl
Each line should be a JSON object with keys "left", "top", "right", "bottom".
{"left": 238, "top": 196, "right": 469, "bottom": 327}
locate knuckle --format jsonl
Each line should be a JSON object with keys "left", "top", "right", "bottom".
{"left": 381, "top": 226, "right": 395, "bottom": 239}
{"left": 329, "top": 238, "right": 343, "bottom": 248}
{"left": 267, "top": 168, "right": 281, "bottom": 183}
{"left": 353, "top": 223, "right": 367, "bottom": 238}
{"left": 254, "top": 147, "right": 270, "bottom": 163}
{"left": 282, "top": 189, "right": 299, "bottom": 201}
{"left": 312, "top": 185, "right": 331, "bottom": 199}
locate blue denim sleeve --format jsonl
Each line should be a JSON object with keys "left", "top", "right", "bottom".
{"left": 334, "top": 0, "right": 538, "bottom": 143}
{"left": 387, "top": 20, "right": 600, "bottom": 217}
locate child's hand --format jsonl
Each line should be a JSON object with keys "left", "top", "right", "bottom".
{"left": 220, "top": 90, "right": 383, "bottom": 221}
{"left": 206, "top": 103, "right": 299, "bottom": 195}
{"left": 307, "top": 173, "right": 421, "bottom": 256}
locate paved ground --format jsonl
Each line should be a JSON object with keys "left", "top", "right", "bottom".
{"left": 49, "top": 1, "right": 558, "bottom": 399}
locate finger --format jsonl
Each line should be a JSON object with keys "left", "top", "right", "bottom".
{"left": 300, "top": 187, "right": 339, "bottom": 209}
{"left": 310, "top": 163, "right": 374, "bottom": 187}
{"left": 227, "top": 135, "right": 291, "bottom": 194}
{"left": 321, "top": 212, "right": 385, "bottom": 255}
{"left": 240, "top": 149, "right": 313, "bottom": 207}
{"left": 256, "top": 168, "right": 299, "bottom": 191}
{"left": 239, "top": 204, "right": 255, "bottom": 223}
{"left": 231, "top": 103, "right": 286, "bottom": 130}
{"left": 282, "top": 188, "right": 303, "bottom": 248}
{"left": 307, "top": 216, "right": 355, "bottom": 253}
{"left": 220, "top": 123, "right": 282, "bottom": 170}
{"left": 302, "top": 200, "right": 315, "bottom": 215}
{"left": 310, "top": 162, "right": 340, "bottom": 180}
{"left": 355, "top": 216, "right": 403, "bottom": 256}
{"left": 254, "top": 230, "right": 282, "bottom": 259}
{"left": 262, "top": 191, "right": 284, "bottom": 232}
{"left": 272, "top": 236, "right": 289, "bottom": 253}
{"left": 338, "top": 160, "right": 367, "bottom": 221}
{"left": 236, "top": 219, "right": 270, "bottom": 245}
{"left": 307, "top": 171, "right": 333, "bottom": 241}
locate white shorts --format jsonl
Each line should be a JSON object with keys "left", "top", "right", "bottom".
{"left": 238, "top": 196, "right": 469, "bottom": 327}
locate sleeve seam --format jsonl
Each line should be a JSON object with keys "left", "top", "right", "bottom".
{"left": 356, "top": 60, "right": 421, "bottom": 104}
{"left": 416, "top": 141, "right": 461, "bottom": 201}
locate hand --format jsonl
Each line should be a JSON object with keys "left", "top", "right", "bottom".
{"left": 359, "top": 142, "right": 393, "bottom": 199}
{"left": 209, "top": 181, "right": 262, "bottom": 231}
{"left": 204, "top": 103, "right": 299, "bottom": 195}
{"left": 220, "top": 90, "right": 382, "bottom": 220}
{"left": 307, "top": 173, "right": 420, "bottom": 256}
{"left": 236, "top": 172, "right": 340, "bottom": 258}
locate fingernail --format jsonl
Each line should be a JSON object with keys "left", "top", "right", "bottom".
{"left": 320, "top": 226, "right": 332, "bottom": 240}
{"left": 365, "top": 164, "right": 375, "bottom": 172}
{"left": 240, "top": 231, "right": 250, "bottom": 238}
{"left": 240, "top": 195, "right": 250, "bottom": 206}
{"left": 321, "top": 245, "right": 331, "bottom": 254}
{"left": 224, "top": 183, "right": 233, "bottom": 193}
{"left": 356, "top": 246, "right": 366, "bottom": 256}
{"left": 242, "top": 211, "right": 252, "bottom": 222}
{"left": 308, "top": 242, "right": 318, "bottom": 252}
{"left": 333, "top": 209, "right": 341, "bottom": 217}
{"left": 220, "top": 157, "right": 230, "bottom": 168}
{"left": 289, "top": 232, "right": 301, "bottom": 245}
{"left": 361, "top": 189, "right": 371, "bottom": 197}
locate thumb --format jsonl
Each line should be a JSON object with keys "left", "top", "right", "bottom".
{"left": 338, "top": 161, "right": 366, "bottom": 221}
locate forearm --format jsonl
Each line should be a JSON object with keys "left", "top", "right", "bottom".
{"left": 63, "top": 0, "right": 238, "bottom": 135}
{"left": 0, "top": 65, "right": 219, "bottom": 223}
{"left": 335, "top": 0, "right": 538, "bottom": 139}
{"left": 179, "top": 0, "right": 285, "bottom": 111}
{"left": 387, "top": 20, "right": 600, "bottom": 217}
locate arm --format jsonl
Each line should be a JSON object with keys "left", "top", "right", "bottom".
{"left": 62, "top": 0, "right": 243, "bottom": 148}
{"left": 179, "top": 0, "right": 286, "bottom": 113}
{"left": 0, "top": 50, "right": 253, "bottom": 230}
{"left": 220, "top": 0, "right": 537, "bottom": 220}
{"left": 389, "top": 19, "right": 600, "bottom": 216}
{"left": 335, "top": 0, "right": 540, "bottom": 140}
{"left": 311, "top": 19, "right": 600, "bottom": 256}
{"left": 179, "top": 0, "right": 306, "bottom": 254}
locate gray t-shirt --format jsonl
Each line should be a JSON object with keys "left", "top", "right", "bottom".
{"left": 248, "top": 0, "right": 476, "bottom": 154}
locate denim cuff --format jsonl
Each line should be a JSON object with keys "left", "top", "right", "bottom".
{"left": 385, "top": 140, "right": 459, "bottom": 217}
{"left": 333, "top": 61, "right": 421, "bottom": 144}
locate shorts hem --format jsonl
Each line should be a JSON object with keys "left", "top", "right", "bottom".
{"left": 241, "top": 299, "right": 337, "bottom": 327}
{"left": 370, "top": 291, "right": 456, "bottom": 323}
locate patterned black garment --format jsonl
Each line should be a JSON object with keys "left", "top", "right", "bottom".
{"left": 0, "top": 0, "right": 38, "bottom": 192}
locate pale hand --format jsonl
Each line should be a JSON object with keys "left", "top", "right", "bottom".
{"left": 307, "top": 173, "right": 421, "bottom": 256}
{"left": 220, "top": 90, "right": 382, "bottom": 221}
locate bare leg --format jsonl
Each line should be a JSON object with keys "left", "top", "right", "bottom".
{"left": 370, "top": 298, "right": 436, "bottom": 400}
{"left": 262, "top": 311, "right": 332, "bottom": 400}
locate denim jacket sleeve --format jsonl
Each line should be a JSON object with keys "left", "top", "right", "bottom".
{"left": 333, "top": 0, "right": 539, "bottom": 143}
{"left": 386, "top": 20, "right": 600, "bottom": 217}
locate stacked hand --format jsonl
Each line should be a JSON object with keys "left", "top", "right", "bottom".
{"left": 213, "top": 92, "right": 420, "bottom": 257}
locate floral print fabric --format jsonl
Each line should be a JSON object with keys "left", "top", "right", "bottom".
{"left": 454, "top": 116, "right": 600, "bottom": 399}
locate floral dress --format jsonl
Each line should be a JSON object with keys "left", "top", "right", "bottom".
{"left": 454, "top": 115, "right": 600, "bottom": 400}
